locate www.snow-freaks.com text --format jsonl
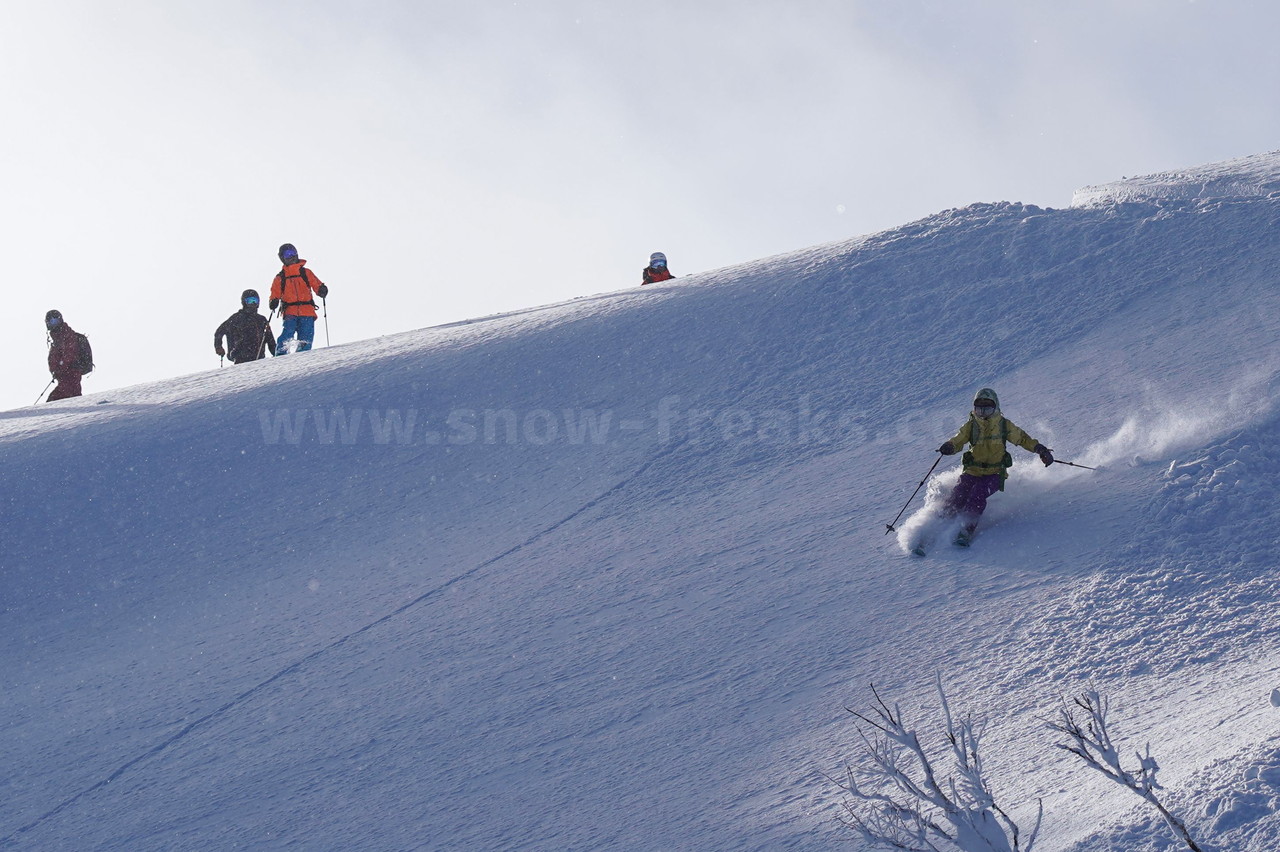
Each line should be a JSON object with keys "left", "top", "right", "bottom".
{"left": 256, "top": 396, "right": 941, "bottom": 447}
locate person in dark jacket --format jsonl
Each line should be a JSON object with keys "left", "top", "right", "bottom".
{"left": 214, "top": 289, "right": 276, "bottom": 364}
{"left": 642, "top": 251, "right": 674, "bottom": 285}
{"left": 45, "top": 309, "right": 88, "bottom": 401}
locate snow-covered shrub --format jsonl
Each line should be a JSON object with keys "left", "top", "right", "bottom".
{"left": 831, "top": 675, "right": 1041, "bottom": 851}
{"left": 1047, "top": 689, "right": 1203, "bottom": 852}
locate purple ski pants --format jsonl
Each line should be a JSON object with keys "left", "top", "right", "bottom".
{"left": 942, "top": 473, "right": 1003, "bottom": 529}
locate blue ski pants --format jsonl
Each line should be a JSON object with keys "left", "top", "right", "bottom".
{"left": 276, "top": 315, "right": 316, "bottom": 355}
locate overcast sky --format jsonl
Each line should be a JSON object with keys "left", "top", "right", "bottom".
{"left": 2, "top": 1, "right": 1277, "bottom": 412}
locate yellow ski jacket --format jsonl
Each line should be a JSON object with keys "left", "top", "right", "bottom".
{"left": 946, "top": 413, "right": 1040, "bottom": 479}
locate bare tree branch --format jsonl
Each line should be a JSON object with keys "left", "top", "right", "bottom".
{"left": 831, "top": 678, "right": 1041, "bottom": 852}
{"left": 1046, "top": 690, "right": 1203, "bottom": 852}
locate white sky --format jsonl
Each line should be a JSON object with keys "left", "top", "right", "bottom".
{"left": 2, "top": 0, "right": 1278, "bottom": 412}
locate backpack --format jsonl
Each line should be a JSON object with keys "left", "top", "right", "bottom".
{"left": 277, "top": 265, "right": 317, "bottom": 310}
{"left": 75, "top": 332, "right": 94, "bottom": 374}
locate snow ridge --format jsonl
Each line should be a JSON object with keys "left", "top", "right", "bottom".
{"left": 1071, "top": 149, "right": 1280, "bottom": 207}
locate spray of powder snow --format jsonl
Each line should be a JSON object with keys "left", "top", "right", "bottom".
{"left": 1076, "top": 369, "right": 1280, "bottom": 470}
{"left": 895, "top": 455, "right": 1066, "bottom": 554}
{"left": 895, "top": 466, "right": 962, "bottom": 554}
{"left": 894, "top": 372, "right": 1280, "bottom": 554}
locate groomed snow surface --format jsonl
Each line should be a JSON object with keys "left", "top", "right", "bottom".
{"left": 5, "top": 152, "right": 1280, "bottom": 851}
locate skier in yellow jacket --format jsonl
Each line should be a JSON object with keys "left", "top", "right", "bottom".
{"left": 938, "top": 387, "right": 1054, "bottom": 544}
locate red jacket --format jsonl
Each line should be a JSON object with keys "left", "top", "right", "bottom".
{"left": 642, "top": 266, "right": 674, "bottom": 285}
{"left": 48, "top": 325, "right": 84, "bottom": 378}
{"left": 270, "top": 260, "right": 326, "bottom": 318}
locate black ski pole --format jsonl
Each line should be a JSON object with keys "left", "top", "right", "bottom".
{"left": 885, "top": 454, "right": 944, "bottom": 534}
{"left": 258, "top": 307, "right": 277, "bottom": 358}
{"left": 35, "top": 378, "right": 55, "bottom": 405}
{"left": 1052, "top": 459, "right": 1098, "bottom": 471}
{"left": 322, "top": 297, "right": 330, "bottom": 347}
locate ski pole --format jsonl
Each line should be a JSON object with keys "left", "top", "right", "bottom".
{"left": 35, "top": 378, "right": 55, "bottom": 405}
{"left": 885, "top": 454, "right": 944, "bottom": 534}
{"left": 258, "top": 307, "right": 277, "bottom": 358}
{"left": 1052, "top": 459, "right": 1098, "bottom": 471}
{"left": 322, "top": 297, "right": 330, "bottom": 347}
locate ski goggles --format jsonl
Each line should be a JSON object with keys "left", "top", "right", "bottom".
{"left": 651, "top": 259, "right": 666, "bottom": 268}
{"left": 46, "top": 316, "right": 61, "bottom": 327}
{"left": 974, "top": 403, "right": 997, "bottom": 417}
{"left": 244, "top": 296, "right": 260, "bottom": 305}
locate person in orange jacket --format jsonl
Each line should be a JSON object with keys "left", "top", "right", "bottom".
{"left": 642, "top": 252, "right": 674, "bottom": 285}
{"left": 269, "top": 243, "right": 329, "bottom": 354}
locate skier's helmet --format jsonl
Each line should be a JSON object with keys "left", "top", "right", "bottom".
{"left": 973, "top": 387, "right": 1000, "bottom": 418}
{"left": 45, "top": 309, "right": 63, "bottom": 329}
{"left": 241, "top": 289, "right": 261, "bottom": 309}
{"left": 278, "top": 243, "right": 299, "bottom": 263}
{"left": 650, "top": 251, "right": 667, "bottom": 268}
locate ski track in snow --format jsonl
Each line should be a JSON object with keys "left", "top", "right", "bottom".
{"left": 2, "top": 435, "right": 691, "bottom": 846}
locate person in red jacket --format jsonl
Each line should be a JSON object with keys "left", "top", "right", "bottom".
{"left": 268, "top": 243, "right": 329, "bottom": 354}
{"left": 45, "top": 309, "right": 88, "bottom": 401}
{"left": 642, "top": 251, "right": 674, "bottom": 285}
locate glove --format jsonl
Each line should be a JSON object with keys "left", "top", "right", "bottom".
{"left": 939, "top": 442, "right": 957, "bottom": 455}
{"left": 215, "top": 345, "right": 225, "bottom": 357}
{"left": 269, "top": 298, "right": 280, "bottom": 311}
{"left": 317, "top": 284, "right": 329, "bottom": 299}
{"left": 1035, "top": 444, "right": 1054, "bottom": 466}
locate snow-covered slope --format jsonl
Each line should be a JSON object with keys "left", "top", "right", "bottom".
{"left": 5, "top": 152, "right": 1280, "bottom": 851}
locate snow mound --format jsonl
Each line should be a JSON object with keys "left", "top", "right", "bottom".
{"left": 1071, "top": 150, "right": 1280, "bottom": 207}
{"left": 1066, "top": 736, "right": 1280, "bottom": 852}
{"left": 1021, "top": 413, "right": 1280, "bottom": 683}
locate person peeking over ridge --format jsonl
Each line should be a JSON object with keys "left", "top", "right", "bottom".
{"left": 214, "top": 289, "right": 276, "bottom": 364}
{"left": 642, "top": 251, "right": 674, "bottom": 286}
{"left": 269, "top": 243, "right": 329, "bottom": 354}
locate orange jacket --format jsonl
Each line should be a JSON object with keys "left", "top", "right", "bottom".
{"left": 270, "top": 260, "right": 326, "bottom": 318}
{"left": 642, "top": 266, "right": 674, "bottom": 285}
